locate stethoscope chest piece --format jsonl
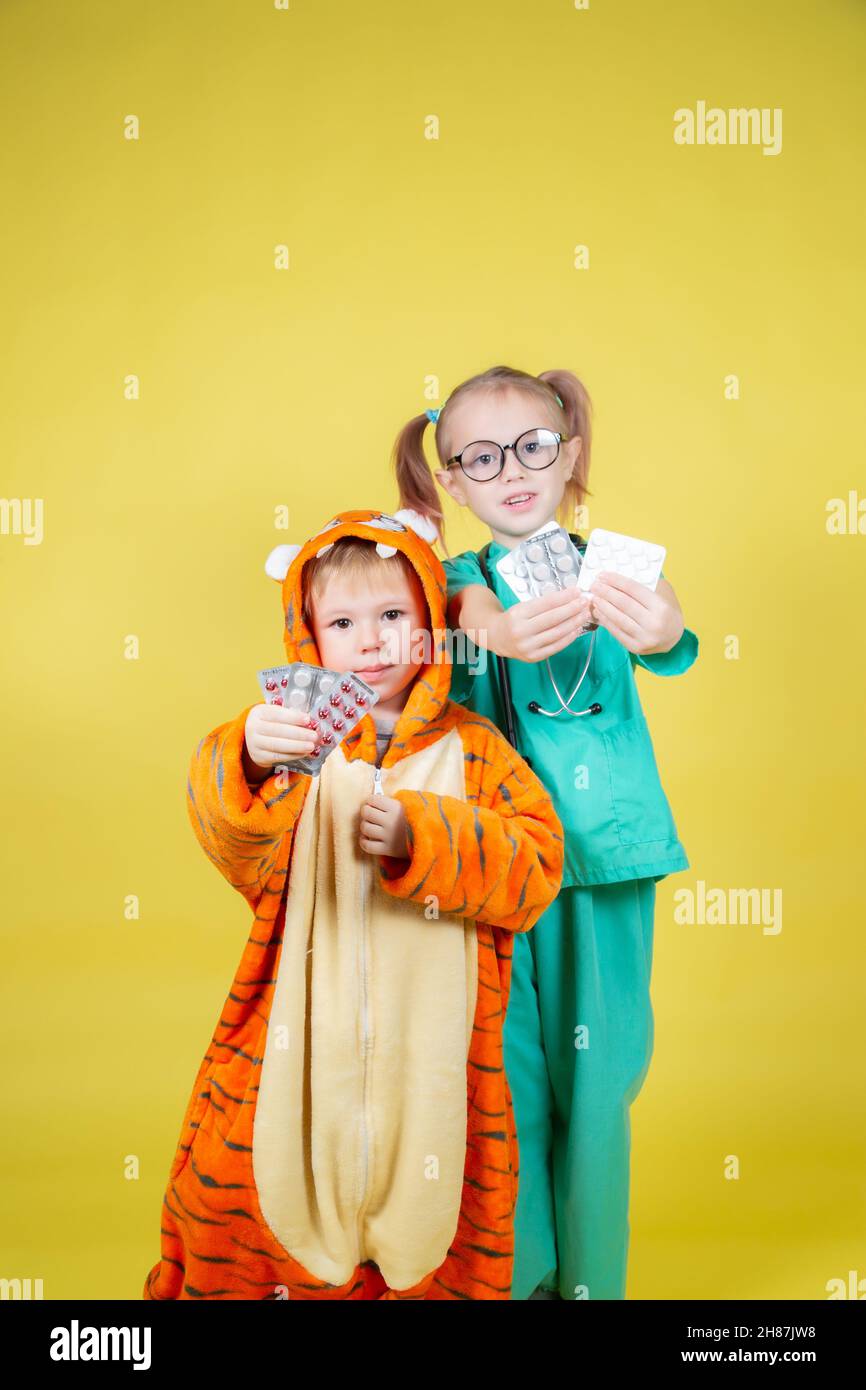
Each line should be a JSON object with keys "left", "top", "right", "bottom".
{"left": 529, "top": 698, "right": 602, "bottom": 717}
{"left": 527, "top": 626, "right": 602, "bottom": 718}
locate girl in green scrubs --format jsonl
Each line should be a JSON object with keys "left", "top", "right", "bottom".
{"left": 390, "top": 365, "right": 699, "bottom": 1299}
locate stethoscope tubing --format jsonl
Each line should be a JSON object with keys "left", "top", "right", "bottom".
{"left": 531, "top": 627, "right": 599, "bottom": 717}
{"left": 478, "top": 542, "right": 603, "bottom": 739}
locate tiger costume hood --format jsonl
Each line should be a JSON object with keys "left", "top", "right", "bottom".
{"left": 143, "top": 508, "right": 564, "bottom": 1301}
{"left": 268, "top": 507, "right": 454, "bottom": 766}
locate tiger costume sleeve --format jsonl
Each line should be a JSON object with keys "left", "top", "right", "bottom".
{"left": 186, "top": 704, "right": 310, "bottom": 913}
{"left": 377, "top": 713, "right": 563, "bottom": 933}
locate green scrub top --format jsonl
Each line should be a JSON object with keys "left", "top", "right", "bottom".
{"left": 443, "top": 541, "right": 699, "bottom": 890}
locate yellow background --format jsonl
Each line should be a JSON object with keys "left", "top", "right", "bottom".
{"left": 2, "top": 0, "right": 864, "bottom": 1299}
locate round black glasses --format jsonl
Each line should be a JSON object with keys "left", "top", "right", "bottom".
{"left": 445, "top": 427, "right": 569, "bottom": 482}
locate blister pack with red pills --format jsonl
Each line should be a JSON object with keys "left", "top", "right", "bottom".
{"left": 256, "top": 663, "right": 380, "bottom": 774}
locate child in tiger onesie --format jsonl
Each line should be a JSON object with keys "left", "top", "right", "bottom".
{"left": 143, "top": 507, "right": 564, "bottom": 1301}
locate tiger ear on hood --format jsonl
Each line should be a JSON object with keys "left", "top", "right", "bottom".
{"left": 264, "top": 543, "right": 303, "bottom": 582}
{"left": 263, "top": 508, "right": 439, "bottom": 583}
{"left": 391, "top": 508, "right": 440, "bottom": 544}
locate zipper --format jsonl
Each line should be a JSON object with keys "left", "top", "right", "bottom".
{"left": 356, "top": 762, "right": 383, "bottom": 1257}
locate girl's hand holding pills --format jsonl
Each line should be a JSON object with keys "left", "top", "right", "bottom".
{"left": 243, "top": 703, "right": 321, "bottom": 782}
{"left": 490, "top": 588, "right": 595, "bottom": 663}
{"left": 588, "top": 574, "right": 684, "bottom": 655}
{"left": 359, "top": 794, "right": 411, "bottom": 860}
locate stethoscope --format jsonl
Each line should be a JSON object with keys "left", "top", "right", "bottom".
{"left": 530, "top": 627, "right": 601, "bottom": 719}
{"left": 478, "top": 542, "right": 602, "bottom": 762}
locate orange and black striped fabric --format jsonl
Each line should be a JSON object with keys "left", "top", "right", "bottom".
{"left": 143, "top": 510, "right": 564, "bottom": 1300}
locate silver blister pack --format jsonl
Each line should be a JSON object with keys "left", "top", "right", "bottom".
{"left": 256, "top": 662, "right": 380, "bottom": 774}
{"left": 496, "top": 524, "right": 583, "bottom": 600}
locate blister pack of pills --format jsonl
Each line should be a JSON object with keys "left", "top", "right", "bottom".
{"left": 576, "top": 528, "right": 666, "bottom": 592}
{"left": 495, "top": 524, "right": 584, "bottom": 601}
{"left": 256, "top": 662, "right": 380, "bottom": 774}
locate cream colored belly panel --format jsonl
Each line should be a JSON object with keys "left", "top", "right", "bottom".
{"left": 253, "top": 728, "right": 478, "bottom": 1291}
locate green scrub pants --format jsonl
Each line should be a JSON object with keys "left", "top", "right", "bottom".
{"left": 503, "top": 877, "right": 656, "bottom": 1300}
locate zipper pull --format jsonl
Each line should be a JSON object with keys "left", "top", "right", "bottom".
{"left": 373, "top": 766, "right": 384, "bottom": 796}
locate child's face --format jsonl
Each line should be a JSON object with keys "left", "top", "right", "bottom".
{"left": 434, "top": 387, "right": 582, "bottom": 548}
{"left": 308, "top": 564, "right": 430, "bottom": 716}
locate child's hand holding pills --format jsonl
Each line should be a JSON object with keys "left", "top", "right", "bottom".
{"left": 359, "top": 794, "right": 411, "bottom": 861}
{"left": 243, "top": 703, "right": 322, "bottom": 781}
{"left": 490, "top": 588, "right": 595, "bottom": 663}
{"left": 588, "top": 575, "right": 685, "bottom": 655}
